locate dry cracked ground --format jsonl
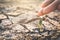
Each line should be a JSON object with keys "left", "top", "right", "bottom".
{"left": 0, "top": 0, "right": 60, "bottom": 40}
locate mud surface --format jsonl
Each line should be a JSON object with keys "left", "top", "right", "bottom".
{"left": 0, "top": 0, "right": 60, "bottom": 40}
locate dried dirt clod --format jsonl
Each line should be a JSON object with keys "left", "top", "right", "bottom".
{"left": 12, "top": 24, "right": 29, "bottom": 32}
{"left": 51, "top": 37, "right": 57, "bottom": 40}
{"left": 6, "top": 12, "right": 21, "bottom": 16}
{"left": 0, "top": 14, "right": 7, "bottom": 19}
{"left": 1, "top": 19, "right": 12, "bottom": 26}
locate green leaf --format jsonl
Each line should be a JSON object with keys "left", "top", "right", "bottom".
{"left": 39, "top": 18, "right": 42, "bottom": 25}
{"left": 38, "top": 18, "right": 44, "bottom": 32}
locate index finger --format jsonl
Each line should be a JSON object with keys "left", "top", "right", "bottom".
{"left": 41, "top": 0, "right": 54, "bottom": 8}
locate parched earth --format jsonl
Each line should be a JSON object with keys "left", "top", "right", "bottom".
{"left": 0, "top": 0, "right": 60, "bottom": 40}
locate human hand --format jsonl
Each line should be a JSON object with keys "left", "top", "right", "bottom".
{"left": 38, "top": 0, "right": 60, "bottom": 16}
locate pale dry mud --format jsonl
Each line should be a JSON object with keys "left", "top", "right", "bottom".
{"left": 0, "top": 0, "right": 60, "bottom": 40}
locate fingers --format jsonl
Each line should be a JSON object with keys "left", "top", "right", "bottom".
{"left": 42, "top": 0, "right": 59, "bottom": 15}
{"left": 38, "top": 8, "right": 44, "bottom": 16}
{"left": 38, "top": 0, "right": 59, "bottom": 16}
{"left": 41, "top": 0, "right": 54, "bottom": 8}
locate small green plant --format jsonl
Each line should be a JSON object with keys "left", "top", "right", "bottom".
{"left": 38, "top": 18, "right": 44, "bottom": 32}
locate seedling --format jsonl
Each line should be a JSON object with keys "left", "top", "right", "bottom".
{"left": 38, "top": 17, "right": 44, "bottom": 32}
